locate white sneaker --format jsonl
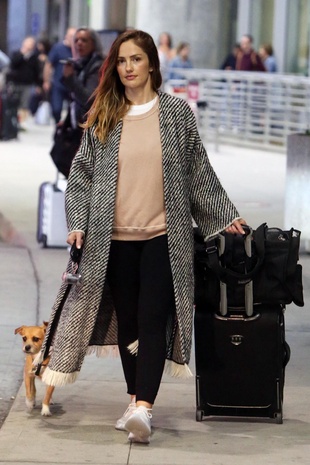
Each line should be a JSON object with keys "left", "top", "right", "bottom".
{"left": 115, "top": 402, "right": 137, "bottom": 431}
{"left": 128, "top": 431, "right": 150, "bottom": 444}
{"left": 125, "top": 406, "right": 152, "bottom": 444}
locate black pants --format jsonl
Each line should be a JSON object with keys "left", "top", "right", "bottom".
{"left": 106, "top": 234, "right": 175, "bottom": 404}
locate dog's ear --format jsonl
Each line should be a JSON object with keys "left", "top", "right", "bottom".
{"left": 14, "top": 326, "right": 25, "bottom": 335}
{"left": 43, "top": 321, "right": 49, "bottom": 332}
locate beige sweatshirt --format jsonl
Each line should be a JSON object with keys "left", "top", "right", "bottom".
{"left": 112, "top": 99, "right": 167, "bottom": 241}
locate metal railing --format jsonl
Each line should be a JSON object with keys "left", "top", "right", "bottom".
{"left": 165, "top": 70, "right": 310, "bottom": 152}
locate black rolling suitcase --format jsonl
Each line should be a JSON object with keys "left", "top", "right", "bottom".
{"left": 194, "top": 227, "right": 291, "bottom": 424}
{"left": 195, "top": 304, "right": 290, "bottom": 423}
{"left": 0, "top": 89, "right": 19, "bottom": 140}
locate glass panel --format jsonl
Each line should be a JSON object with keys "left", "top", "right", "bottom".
{"left": 250, "top": 0, "right": 275, "bottom": 50}
{"left": 287, "top": 0, "right": 310, "bottom": 74}
{"left": 47, "top": 0, "right": 70, "bottom": 42}
{"left": 219, "top": 0, "right": 238, "bottom": 68}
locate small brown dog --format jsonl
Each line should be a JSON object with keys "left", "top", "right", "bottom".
{"left": 14, "top": 322, "right": 55, "bottom": 416}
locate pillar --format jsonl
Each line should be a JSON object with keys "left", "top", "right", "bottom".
{"left": 284, "top": 134, "right": 310, "bottom": 251}
{"left": 88, "top": 0, "right": 127, "bottom": 31}
{"left": 236, "top": 0, "right": 252, "bottom": 42}
{"left": 69, "top": 0, "right": 89, "bottom": 28}
{"left": 7, "top": 0, "right": 48, "bottom": 53}
{"left": 134, "top": 0, "right": 230, "bottom": 69}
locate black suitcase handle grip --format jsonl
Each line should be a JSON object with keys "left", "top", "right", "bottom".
{"left": 206, "top": 225, "right": 265, "bottom": 282}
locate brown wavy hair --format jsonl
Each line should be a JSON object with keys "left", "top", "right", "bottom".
{"left": 84, "top": 29, "right": 162, "bottom": 142}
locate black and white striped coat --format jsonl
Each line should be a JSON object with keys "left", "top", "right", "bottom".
{"left": 40, "top": 92, "right": 240, "bottom": 386}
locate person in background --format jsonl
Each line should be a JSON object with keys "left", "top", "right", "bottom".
{"left": 49, "top": 27, "right": 105, "bottom": 178}
{"left": 221, "top": 43, "right": 241, "bottom": 70}
{"left": 29, "top": 37, "right": 52, "bottom": 116}
{"left": 6, "top": 36, "right": 42, "bottom": 124}
{"left": 43, "top": 27, "right": 76, "bottom": 123}
{"left": 37, "top": 29, "right": 246, "bottom": 445}
{"left": 235, "top": 34, "right": 265, "bottom": 71}
{"left": 157, "top": 31, "right": 175, "bottom": 84}
{"left": 60, "top": 27, "right": 105, "bottom": 129}
{"left": 37, "top": 37, "right": 52, "bottom": 75}
{"left": 168, "top": 41, "right": 193, "bottom": 80}
{"left": 259, "top": 43, "right": 277, "bottom": 72}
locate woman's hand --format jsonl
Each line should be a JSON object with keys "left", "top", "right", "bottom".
{"left": 67, "top": 231, "right": 84, "bottom": 248}
{"left": 225, "top": 218, "right": 247, "bottom": 235}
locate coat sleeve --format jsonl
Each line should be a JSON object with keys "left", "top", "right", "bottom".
{"left": 65, "top": 128, "right": 95, "bottom": 234}
{"left": 184, "top": 104, "right": 241, "bottom": 239}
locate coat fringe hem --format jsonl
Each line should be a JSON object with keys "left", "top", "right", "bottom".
{"left": 86, "top": 345, "right": 119, "bottom": 357}
{"left": 127, "top": 339, "right": 192, "bottom": 378}
{"left": 164, "top": 360, "right": 193, "bottom": 378}
{"left": 127, "top": 339, "right": 139, "bottom": 355}
{"left": 42, "top": 367, "right": 79, "bottom": 386}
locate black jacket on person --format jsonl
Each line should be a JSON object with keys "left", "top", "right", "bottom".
{"left": 50, "top": 52, "right": 105, "bottom": 179}
{"left": 6, "top": 51, "right": 42, "bottom": 85}
{"left": 60, "top": 52, "right": 105, "bottom": 125}
{"left": 220, "top": 53, "right": 237, "bottom": 70}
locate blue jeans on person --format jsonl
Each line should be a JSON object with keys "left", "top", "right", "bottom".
{"left": 50, "top": 85, "right": 70, "bottom": 123}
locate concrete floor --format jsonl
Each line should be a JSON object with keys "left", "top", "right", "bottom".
{"left": 0, "top": 118, "right": 309, "bottom": 464}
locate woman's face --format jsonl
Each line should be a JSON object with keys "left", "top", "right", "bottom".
{"left": 159, "top": 33, "right": 170, "bottom": 47}
{"left": 180, "top": 46, "right": 190, "bottom": 60}
{"left": 117, "top": 40, "right": 153, "bottom": 93}
{"left": 74, "top": 30, "right": 95, "bottom": 58}
{"left": 259, "top": 47, "right": 267, "bottom": 60}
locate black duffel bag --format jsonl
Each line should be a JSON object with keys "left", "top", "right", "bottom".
{"left": 50, "top": 111, "right": 82, "bottom": 178}
{"left": 194, "top": 223, "right": 304, "bottom": 308}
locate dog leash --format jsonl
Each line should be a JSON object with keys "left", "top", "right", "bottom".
{"left": 34, "top": 241, "right": 83, "bottom": 376}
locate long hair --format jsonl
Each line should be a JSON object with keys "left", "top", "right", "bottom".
{"left": 176, "top": 42, "right": 190, "bottom": 55}
{"left": 261, "top": 43, "right": 273, "bottom": 57}
{"left": 74, "top": 27, "right": 104, "bottom": 56}
{"left": 158, "top": 32, "right": 173, "bottom": 49}
{"left": 84, "top": 29, "right": 162, "bottom": 143}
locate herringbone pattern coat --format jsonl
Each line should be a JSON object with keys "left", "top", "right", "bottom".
{"left": 40, "top": 92, "right": 240, "bottom": 386}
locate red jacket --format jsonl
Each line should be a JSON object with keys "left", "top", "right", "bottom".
{"left": 236, "top": 50, "right": 266, "bottom": 71}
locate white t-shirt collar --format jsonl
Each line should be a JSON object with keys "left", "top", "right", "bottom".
{"left": 127, "top": 95, "right": 158, "bottom": 116}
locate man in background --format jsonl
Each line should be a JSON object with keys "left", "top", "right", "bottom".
{"left": 43, "top": 27, "right": 76, "bottom": 123}
{"left": 6, "top": 36, "right": 41, "bottom": 123}
{"left": 221, "top": 43, "right": 241, "bottom": 70}
{"left": 236, "top": 34, "right": 265, "bottom": 72}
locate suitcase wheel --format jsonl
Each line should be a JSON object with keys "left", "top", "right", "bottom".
{"left": 275, "top": 411, "right": 283, "bottom": 424}
{"left": 41, "top": 234, "right": 47, "bottom": 248}
{"left": 196, "top": 409, "right": 203, "bottom": 422}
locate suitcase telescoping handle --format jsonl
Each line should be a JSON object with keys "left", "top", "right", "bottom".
{"left": 217, "top": 225, "right": 254, "bottom": 317}
{"left": 244, "top": 228, "right": 253, "bottom": 317}
{"left": 218, "top": 234, "right": 227, "bottom": 316}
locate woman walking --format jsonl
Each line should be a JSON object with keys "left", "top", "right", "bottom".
{"left": 36, "top": 29, "right": 245, "bottom": 444}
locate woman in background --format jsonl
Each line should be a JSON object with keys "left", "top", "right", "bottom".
{"left": 157, "top": 31, "right": 175, "bottom": 85}
{"left": 61, "top": 27, "right": 106, "bottom": 126}
{"left": 50, "top": 27, "right": 105, "bottom": 178}
{"left": 168, "top": 41, "right": 193, "bottom": 80}
{"left": 259, "top": 43, "right": 277, "bottom": 72}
